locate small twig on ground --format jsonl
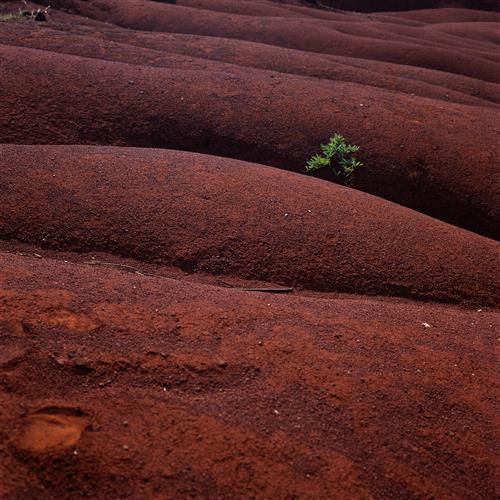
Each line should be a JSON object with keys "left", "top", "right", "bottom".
{"left": 13, "top": 253, "right": 293, "bottom": 293}
{"left": 83, "top": 260, "right": 157, "bottom": 278}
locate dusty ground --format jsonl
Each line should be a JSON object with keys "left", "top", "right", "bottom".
{"left": 0, "top": 0, "right": 498, "bottom": 498}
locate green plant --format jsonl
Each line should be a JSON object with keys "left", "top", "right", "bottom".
{"left": 305, "top": 134, "right": 363, "bottom": 184}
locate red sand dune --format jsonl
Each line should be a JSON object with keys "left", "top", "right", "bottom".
{"left": 1, "top": 251, "right": 498, "bottom": 498}
{"left": 0, "top": 1, "right": 499, "bottom": 497}
{"left": 1, "top": 21, "right": 498, "bottom": 108}
{"left": 39, "top": 0, "right": 500, "bottom": 82}
{"left": 1, "top": 145, "right": 498, "bottom": 305}
{"left": 432, "top": 21, "right": 500, "bottom": 44}
{"left": 298, "top": 0, "right": 499, "bottom": 12}
{"left": 0, "top": 43, "right": 498, "bottom": 238}
{"left": 383, "top": 6, "right": 500, "bottom": 21}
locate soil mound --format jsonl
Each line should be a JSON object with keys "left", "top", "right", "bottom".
{"left": 383, "top": 6, "right": 500, "bottom": 22}
{"left": 1, "top": 251, "right": 497, "bottom": 498}
{"left": 1, "top": 22, "right": 498, "bottom": 108}
{"left": 299, "top": 1, "right": 499, "bottom": 12}
{"left": 1, "top": 145, "right": 498, "bottom": 304}
{"left": 0, "top": 2, "right": 498, "bottom": 497}
{"left": 0, "top": 43, "right": 498, "bottom": 238}
{"left": 38, "top": 0, "right": 500, "bottom": 82}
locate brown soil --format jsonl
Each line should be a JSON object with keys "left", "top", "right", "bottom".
{"left": 1, "top": 252, "right": 498, "bottom": 499}
{"left": 0, "top": 1, "right": 499, "bottom": 498}
{"left": 0, "top": 144, "right": 498, "bottom": 305}
{"left": 0, "top": 40, "right": 499, "bottom": 237}
{"left": 33, "top": 1, "right": 500, "bottom": 81}
{"left": 295, "top": 1, "right": 500, "bottom": 12}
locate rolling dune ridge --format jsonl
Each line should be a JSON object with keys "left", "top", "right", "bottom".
{"left": 0, "top": 1, "right": 498, "bottom": 498}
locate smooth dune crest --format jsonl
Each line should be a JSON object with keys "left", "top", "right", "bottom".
{"left": 0, "top": 43, "right": 498, "bottom": 238}
{"left": 0, "top": 2, "right": 499, "bottom": 499}
{"left": 0, "top": 145, "right": 498, "bottom": 304}
{"left": 42, "top": 0, "right": 500, "bottom": 82}
{"left": 1, "top": 22, "right": 498, "bottom": 107}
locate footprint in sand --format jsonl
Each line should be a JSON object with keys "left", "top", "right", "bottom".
{"left": 15, "top": 407, "right": 90, "bottom": 453}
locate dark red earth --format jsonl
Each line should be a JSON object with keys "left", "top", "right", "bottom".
{"left": 1, "top": 2, "right": 499, "bottom": 237}
{"left": 0, "top": 144, "right": 498, "bottom": 305}
{"left": 1, "top": 252, "right": 498, "bottom": 499}
{"left": 297, "top": 0, "right": 499, "bottom": 12}
{"left": 0, "top": 1, "right": 499, "bottom": 498}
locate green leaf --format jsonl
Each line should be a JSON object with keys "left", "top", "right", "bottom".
{"left": 305, "top": 135, "right": 363, "bottom": 184}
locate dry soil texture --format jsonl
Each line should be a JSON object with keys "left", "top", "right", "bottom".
{"left": 0, "top": 1, "right": 499, "bottom": 498}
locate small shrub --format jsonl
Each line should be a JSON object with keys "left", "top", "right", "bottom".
{"left": 305, "top": 134, "right": 363, "bottom": 185}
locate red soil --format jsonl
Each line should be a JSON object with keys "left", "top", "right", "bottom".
{"left": 295, "top": 1, "right": 500, "bottom": 12}
{"left": 0, "top": 41, "right": 498, "bottom": 237}
{"left": 38, "top": 1, "right": 500, "bottom": 82}
{"left": 0, "top": 144, "right": 498, "bottom": 305}
{"left": 1, "top": 252, "right": 498, "bottom": 498}
{"left": 1, "top": 22, "right": 498, "bottom": 108}
{"left": 0, "top": 1, "right": 499, "bottom": 498}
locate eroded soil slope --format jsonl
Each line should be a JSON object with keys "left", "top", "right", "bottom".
{"left": 0, "top": 1, "right": 499, "bottom": 498}
{"left": 0, "top": 2, "right": 499, "bottom": 236}
{"left": 0, "top": 145, "right": 498, "bottom": 305}
{"left": 1, "top": 253, "right": 498, "bottom": 499}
